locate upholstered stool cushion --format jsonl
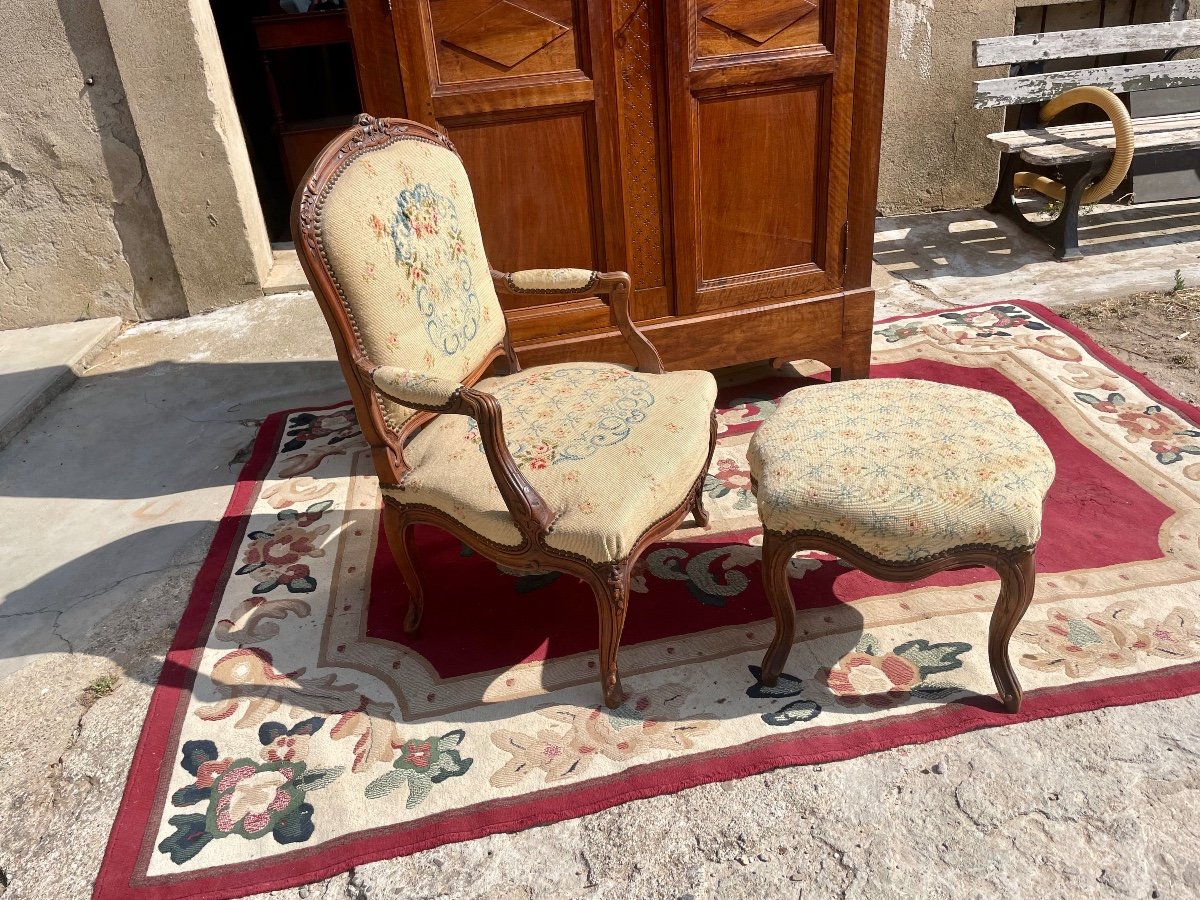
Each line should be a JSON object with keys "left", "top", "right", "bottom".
{"left": 383, "top": 362, "right": 717, "bottom": 564}
{"left": 747, "top": 379, "right": 1055, "bottom": 563}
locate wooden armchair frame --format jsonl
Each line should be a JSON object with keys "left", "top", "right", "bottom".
{"left": 293, "top": 115, "right": 717, "bottom": 709}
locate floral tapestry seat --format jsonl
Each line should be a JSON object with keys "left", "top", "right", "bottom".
{"left": 386, "top": 363, "right": 717, "bottom": 565}
{"left": 294, "top": 116, "right": 718, "bottom": 709}
{"left": 746, "top": 378, "right": 1056, "bottom": 713}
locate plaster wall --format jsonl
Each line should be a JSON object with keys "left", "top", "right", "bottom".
{"left": 0, "top": 0, "right": 186, "bottom": 329}
{"left": 878, "top": 0, "right": 1199, "bottom": 215}
{"left": 880, "top": 0, "right": 1018, "bottom": 215}
{"left": 99, "top": 0, "right": 273, "bottom": 316}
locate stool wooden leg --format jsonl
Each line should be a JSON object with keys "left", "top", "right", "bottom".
{"left": 988, "top": 548, "right": 1037, "bottom": 713}
{"left": 760, "top": 532, "right": 798, "bottom": 686}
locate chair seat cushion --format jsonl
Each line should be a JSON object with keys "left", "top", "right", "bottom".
{"left": 747, "top": 379, "right": 1056, "bottom": 563}
{"left": 383, "top": 363, "right": 717, "bottom": 563}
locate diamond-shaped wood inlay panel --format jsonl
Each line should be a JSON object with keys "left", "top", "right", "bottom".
{"left": 442, "top": 1, "right": 569, "bottom": 69}
{"left": 702, "top": 0, "right": 819, "bottom": 45}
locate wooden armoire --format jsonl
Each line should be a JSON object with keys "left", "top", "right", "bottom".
{"left": 345, "top": 0, "right": 888, "bottom": 375}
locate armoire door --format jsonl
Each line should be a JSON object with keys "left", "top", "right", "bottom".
{"left": 664, "top": 0, "right": 859, "bottom": 313}
{"left": 387, "top": 0, "right": 675, "bottom": 347}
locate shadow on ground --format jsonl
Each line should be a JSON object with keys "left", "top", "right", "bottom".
{"left": 875, "top": 200, "right": 1200, "bottom": 284}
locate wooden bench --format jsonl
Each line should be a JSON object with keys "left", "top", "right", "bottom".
{"left": 973, "top": 19, "right": 1200, "bottom": 260}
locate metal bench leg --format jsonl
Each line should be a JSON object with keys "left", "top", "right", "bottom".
{"left": 987, "top": 153, "right": 1109, "bottom": 261}
{"left": 1039, "top": 158, "right": 1109, "bottom": 261}
{"left": 986, "top": 153, "right": 1022, "bottom": 217}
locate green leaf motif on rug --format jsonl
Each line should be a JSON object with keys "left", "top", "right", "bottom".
{"left": 364, "top": 730, "right": 473, "bottom": 808}
{"left": 157, "top": 734, "right": 345, "bottom": 865}
{"left": 744, "top": 666, "right": 825, "bottom": 727}
{"left": 1074, "top": 391, "right": 1200, "bottom": 467}
{"left": 761, "top": 699, "right": 823, "bottom": 727}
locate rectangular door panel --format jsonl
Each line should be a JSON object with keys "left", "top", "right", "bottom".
{"left": 696, "top": 84, "right": 822, "bottom": 282}
{"left": 449, "top": 111, "right": 600, "bottom": 275}
{"left": 666, "top": 0, "right": 858, "bottom": 314}
{"left": 429, "top": 0, "right": 583, "bottom": 85}
{"left": 613, "top": 0, "right": 674, "bottom": 321}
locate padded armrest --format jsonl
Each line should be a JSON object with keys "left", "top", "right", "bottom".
{"left": 501, "top": 268, "right": 600, "bottom": 294}
{"left": 371, "top": 366, "right": 463, "bottom": 411}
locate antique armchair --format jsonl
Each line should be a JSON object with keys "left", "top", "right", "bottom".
{"left": 293, "top": 115, "right": 718, "bottom": 709}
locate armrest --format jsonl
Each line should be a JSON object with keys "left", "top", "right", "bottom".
{"left": 498, "top": 268, "right": 600, "bottom": 294}
{"left": 491, "top": 268, "right": 665, "bottom": 374}
{"left": 371, "top": 366, "right": 463, "bottom": 412}
{"left": 362, "top": 360, "right": 556, "bottom": 539}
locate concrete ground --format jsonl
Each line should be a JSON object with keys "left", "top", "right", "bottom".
{"left": 874, "top": 198, "right": 1200, "bottom": 314}
{"left": 1, "top": 205, "right": 1199, "bottom": 899}
{"left": 0, "top": 317, "right": 121, "bottom": 452}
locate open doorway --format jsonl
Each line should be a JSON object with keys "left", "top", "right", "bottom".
{"left": 210, "top": 0, "right": 369, "bottom": 243}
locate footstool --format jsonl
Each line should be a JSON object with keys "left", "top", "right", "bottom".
{"left": 747, "top": 378, "right": 1056, "bottom": 713}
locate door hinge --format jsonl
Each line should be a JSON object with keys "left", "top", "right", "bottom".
{"left": 841, "top": 222, "right": 850, "bottom": 279}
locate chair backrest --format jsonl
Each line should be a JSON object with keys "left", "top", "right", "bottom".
{"left": 293, "top": 115, "right": 508, "bottom": 449}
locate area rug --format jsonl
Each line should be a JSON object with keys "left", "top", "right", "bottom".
{"left": 96, "top": 302, "right": 1200, "bottom": 899}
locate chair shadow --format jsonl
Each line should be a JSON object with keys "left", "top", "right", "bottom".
{"left": 192, "top": 529, "right": 1011, "bottom": 728}
{"left": 1, "top": 358, "right": 1010, "bottom": 742}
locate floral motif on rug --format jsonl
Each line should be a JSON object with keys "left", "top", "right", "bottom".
{"left": 97, "top": 303, "right": 1200, "bottom": 900}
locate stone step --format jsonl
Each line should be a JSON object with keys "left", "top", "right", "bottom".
{"left": 263, "top": 247, "right": 309, "bottom": 295}
{"left": 0, "top": 317, "right": 123, "bottom": 450}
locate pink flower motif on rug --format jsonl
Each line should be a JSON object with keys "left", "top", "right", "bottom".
{"left": 489, "top": 685, "right": 714, "bottom": 787}
{"left": 235, "top": 501, "right": 333, "bottom": 594}
{"left": 1016, "top": 602, "right": 1200, "bottom": 678}
{"left": 819, "top": 635, "right": 971, "bottom": 708}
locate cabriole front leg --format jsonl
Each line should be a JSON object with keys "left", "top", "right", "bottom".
{"left": 382, "top": 502, "right": 424, "bottom": 635}
{"left": 987, "top": 548, "right": 1037, "bottom": 713}
{"left": 759, "top": 532, "right": 798, "bottom": 686}
{"left": 591, "top": 563, "right": 631, "bottom": 709}
{"left": 691, "top": 410, "right": 718, "bottom": 529}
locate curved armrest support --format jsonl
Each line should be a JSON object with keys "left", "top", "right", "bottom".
{"left": 360, "top": 360, "right": 556, "bottom": 541}
{"left": 491, "top": 268, "right": 664, "bottom": 374}
{"left": 457, "top": 387, "right": 557, "bottom": 539}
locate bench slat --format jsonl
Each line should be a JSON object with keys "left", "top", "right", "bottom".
{"left": 974, "top": 20, "right": 1200, "bottom": 68}
{"left": 987, "top": 112, "right": 1200, "bottom": 165}
{"left": 974, "top": 58, "right": 1200, "bottom": 108}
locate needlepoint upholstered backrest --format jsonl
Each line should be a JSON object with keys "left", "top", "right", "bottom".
{"left": 300, "top": 118, "right": 506, "bottom": 435}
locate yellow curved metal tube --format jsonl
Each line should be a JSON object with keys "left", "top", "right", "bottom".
{"left": 1014, "top": 85, "right": 1136, "bottom": 204}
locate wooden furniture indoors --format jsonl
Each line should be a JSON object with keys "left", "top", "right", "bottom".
{"left": 293, "top": 116, "right": 720, "bottom": 709}
{"left": 357, "top": 0, "right": 890, "bottom": 375}
{"left": 254, "top": 8, "right": 360, "bottom": 197}
{"left": 974, "top": 18, "right": 1200, "bottom": 259}
{"left": 747, "top": 380, "right": 1056, "bottom": 713}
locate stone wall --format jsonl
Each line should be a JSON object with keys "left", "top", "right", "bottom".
{"left": 879, "top": 0, "right": 1012, "bottom": 214}
{"left": 0, "top": 0, "right": 269, "bottom": 331}
{"left": 0, "top": 0, "right": 187, "bottom": 329}
{"left": 100, "top": 0, "right": 272, "bottom": 317}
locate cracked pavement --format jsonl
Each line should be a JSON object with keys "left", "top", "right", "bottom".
{"left": 1, "top": 210, "right": 1200, "bottom": 898}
